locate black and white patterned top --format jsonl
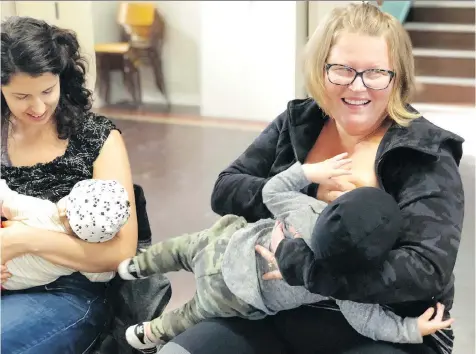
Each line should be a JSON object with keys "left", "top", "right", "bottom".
{"left": 1, "top": 114, "right": 118, "bottom": 203}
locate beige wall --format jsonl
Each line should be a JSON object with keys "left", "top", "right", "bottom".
{"left": 91, "top": 1, "right": 201, "bottom": 107}
{"left": 308, "top": 1, "right": 362, "bottom": 36}
{"left": 11, "top": 1, "right": 97, "bottom": 92}
{"left": 91, "top": 1, "right": 306, "bottom": 119}
{"left": 91, "top": 1, "right": 121, "bottom": 44}
{"left": 295, "top": 1, "right": 308, "bottom": 100}
{"left": 0, "top": 1, "right": 16, "bottom": 20}
{"left": 155, "top": 1, "right": 200, "bottom": 106}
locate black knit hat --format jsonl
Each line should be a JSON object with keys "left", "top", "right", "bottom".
{"left": 310, "top": 187, "right": 403, "bottom": 275}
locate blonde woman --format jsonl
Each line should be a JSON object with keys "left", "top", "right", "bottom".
{"left": 159, "top": 3, "right": 463, "bottom": 354}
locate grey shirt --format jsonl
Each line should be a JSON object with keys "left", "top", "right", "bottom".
{"left": 222, "top": 162, "right": 422, "bottom": 344}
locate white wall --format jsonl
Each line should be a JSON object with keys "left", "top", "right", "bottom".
{"left": 91, "top": 1, "right": 201, "bottom": 107}
{"left": 200, "top": 1, "right": 307, "bottom": 121}
{"left": 413, "top": 105, "right": 476, "bottom": 157}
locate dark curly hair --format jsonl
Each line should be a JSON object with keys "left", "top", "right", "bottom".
{"left": 1, "top": 16, "right": 93, "bottom": 139}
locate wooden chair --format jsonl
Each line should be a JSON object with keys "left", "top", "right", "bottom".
{"left": 95, "top": 2, "right": 169, "bottom": 108}
{"left": 94, "top": 42, "right": 141, "bottom": 105}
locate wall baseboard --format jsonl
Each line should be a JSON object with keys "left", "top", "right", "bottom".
{"left": 92, "top": 92, "right": 201, "bottom": 109}
{"left": 142, "top": 93, "right": 201, "bottom": 107}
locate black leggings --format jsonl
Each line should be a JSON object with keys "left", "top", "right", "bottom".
{"left": 159, "top": 305, "right": 442, "bottom": 354}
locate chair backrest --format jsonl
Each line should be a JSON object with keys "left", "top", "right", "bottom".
{"left": 117, "top": 2, "right": 155, "bottom": 26}
{"left": 117, "top": 2, "right": 165, "bottom": 48}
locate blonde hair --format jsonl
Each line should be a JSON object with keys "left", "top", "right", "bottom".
{"left": 304, "top": 2, "right": 420, "bottom": 126}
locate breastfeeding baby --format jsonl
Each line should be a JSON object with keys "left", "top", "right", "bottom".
{"left": 0, "top": 179, "right": 131, "bottom": 290}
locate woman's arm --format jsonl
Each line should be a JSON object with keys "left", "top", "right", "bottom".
{"left": 275, "top": 148, "right": 464, "bottom": 304}
{"left": 11, "top": 130, "right": 138, "bottom": 272}
{"left": 211, "top": 111, "right": 287, "bottom": 222}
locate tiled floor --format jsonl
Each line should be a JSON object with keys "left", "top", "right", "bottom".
{"left": 108, "top": 114, "right": 474, "bottom": 354}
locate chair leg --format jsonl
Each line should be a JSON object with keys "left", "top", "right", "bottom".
{"left": 96, "top": 58, "right": 111, "bottom": 105}
{"left": 104, "top": 68, "right": 111, "bottom": 105}
{"left": 123, "top": 52, "right": 142, "bottom": 106}
{"left": 133, "top": 66, "right": 142, "bottom": 106}
{"left": 123, "top": 60, "right": 135, "bottom": 104}
{"left": 97, "top": 72, "right": 105, "bottom": 101}
{"left": 148, "top": 47, "right": 170, "bottom": 111}
{"left": 98, "top": 70, "right": 111, "bottom": 105}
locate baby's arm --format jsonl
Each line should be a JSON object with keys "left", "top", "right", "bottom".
{"left": 0, "top": 179, "right": 62, "bottom": 230}
{"left": 262, "top": 162, "right": 327, "bottom": 218}
{"left": 262, "top": 154, "right": 351, "bottom": 218}
{"left": 337, "top": 300, "right": 421, "bottom": 343}
{"left": 337, "top": 300, "right": 453, "bottom": 344}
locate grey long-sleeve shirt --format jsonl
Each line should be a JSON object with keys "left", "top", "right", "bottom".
{"left": 221, "top": 162, "right": 422, "bottom": 344}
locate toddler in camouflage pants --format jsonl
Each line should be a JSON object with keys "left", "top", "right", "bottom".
{"left": 121, "top": 214, "right": 255, "bottom": 345}
{"left": 118, "top": 155, "right": 453, "bottom": 353}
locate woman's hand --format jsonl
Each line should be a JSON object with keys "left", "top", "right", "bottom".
{"left": 1, "top": 265, "right": 12, "bottom": 284}
{"left": 1, "top": 221, "right": 32, "bottom": 263}
{"left": 418, "top": 303, "right": 454, "bottom": 336}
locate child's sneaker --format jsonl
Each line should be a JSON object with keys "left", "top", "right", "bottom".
{"left": 117, "top": 258, "right": 145, "bottom": 280}
{"left": 125, "top": 322, "right": 160, "bottom": 353}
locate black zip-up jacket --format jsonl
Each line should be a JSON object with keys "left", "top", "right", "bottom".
{"left": 211, "top": 98, "right": 465, "bottom": 318}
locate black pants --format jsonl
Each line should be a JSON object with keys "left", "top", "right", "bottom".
{"left": 159, "top": 304, "right": 443, "bottom": 354}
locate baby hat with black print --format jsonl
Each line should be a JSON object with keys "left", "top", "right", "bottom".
{"left": 66, "top": 179, "right": 131, "bottom": 242}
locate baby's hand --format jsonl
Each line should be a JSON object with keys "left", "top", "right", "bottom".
{"left": 0, "top": 265, "right": 12, "bottom": 284}
{"left": 302, "top": 152, "right": 352, "bottom": 184}
{"left": 417, "top": 303, "right": 454, "bottom": 336}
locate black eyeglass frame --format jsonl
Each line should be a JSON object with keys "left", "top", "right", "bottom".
{"left": 325, "top": 63, "right": 395, "bottom": 90}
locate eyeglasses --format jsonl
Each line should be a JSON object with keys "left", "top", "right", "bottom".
{"left": 325, "top": 63, "right": 395, "bottom": 90}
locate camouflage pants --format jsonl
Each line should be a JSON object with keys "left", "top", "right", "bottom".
{"left": 133, "top": 214, "right": 257, "bottom": 342}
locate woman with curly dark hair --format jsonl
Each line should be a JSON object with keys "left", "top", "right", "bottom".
{"left": 0, "top": 16, "right": 138, "bottom": 353}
